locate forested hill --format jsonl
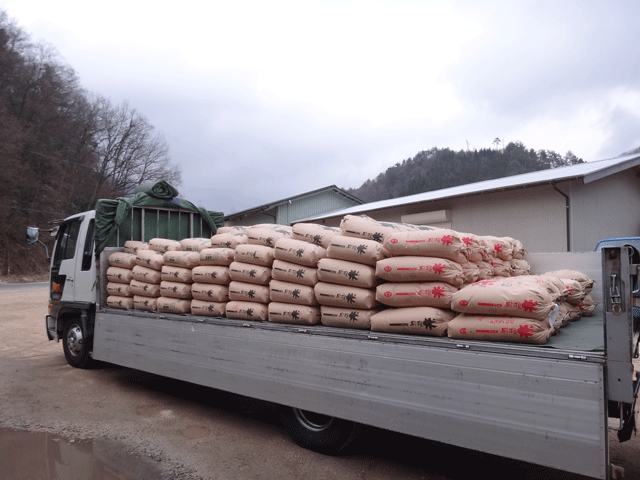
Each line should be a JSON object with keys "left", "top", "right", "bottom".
{"left": 346, "top": 142, "right": 584, "bottom": 203}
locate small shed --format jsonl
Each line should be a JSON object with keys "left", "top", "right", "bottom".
{"left": 224, "top": 185, "right": 363, "bottom": 227}
{"left": 300, "top": 154, "right": 640, "bottom": 253}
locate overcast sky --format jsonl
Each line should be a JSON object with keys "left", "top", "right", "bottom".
{"left": 2, "top": 0, "right": 639, "bottom": 214}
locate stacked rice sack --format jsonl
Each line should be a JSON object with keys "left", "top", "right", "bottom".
{"left": 544, "top": 269, "right": 595, "bottom": 326}
{"left": 128, "top": 241, "right": 163, "bottom": 312}
{"left": 267, "top": 224, "right": 330, "bottom": 326}
{"left": 146, "top": 238, "right": 194, "bottom": 314}
{"left": 106, "top": 248, "right": 138, "bottom": 310}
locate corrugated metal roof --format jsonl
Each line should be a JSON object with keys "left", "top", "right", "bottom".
{"left": 302, "top": 153, "right": 640, "bottom": 222}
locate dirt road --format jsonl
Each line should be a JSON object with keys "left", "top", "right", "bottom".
{"left": 1, "top": 288, "right": 639, "bottom": 480}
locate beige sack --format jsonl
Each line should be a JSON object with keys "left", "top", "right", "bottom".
{"left": 327, "top": 235, "right": 389, "bottom": 266}
{"left": 210, "top": 232, "right": 248, "bottom": 249}
{"left": 247, "top": 227, "right": 289, "bottom": 248}
{"left": 556, "top": 301, "right": 581, "bottom": 329}
{"left": 340, "top": 214, "right": 413, "bottom": 244}
{"left": 108, "top": 252, "right": 138, "bottom": 269}
{"left": 476, "top": 261, "right": 494, "bottom": 280}
{"left": 216, "top": 226, "right": 248, "bottom": 235}
{"left": 320, "top": 306, "right": 379, "bottom": 330}
{"left": 460, "top": 233, "right": 488, "bottom": 263}
{"left": 180, "top": 238, "right": 212, "bottom": 252}
{"left": 163, "top": 251, "right": 200, "bottom": 269}
{"left": 157, "top": 297, "right": 191, "bottom": 314}
{"left": 461, "top": 262, "right": 481, "bottom": 286}
{"left": 228, "top": 281, "right": 270, "bottom": 303}
{"left": 107, "top": 295, "right": 134, "bottom": 310}
{"left": 229, "top": 261, "right": 272, "bottom": 285}
{"left": 149, "top": 238, "right": 182, "bottom": 253}
{"left": 560, "top": 278, "right": 586, "bottom": 305}
{"left": 317, "top": 258, "right": 377, "bottom": 289}
{"left": 226, "top": 301, "right": 268, "bottom": 321}
{"left": 314, "top": 282, "right": 377, "bottom": 309}
{"left": 161, "top": 266, "right": 193, "bottom": 284}
{"left": 123, "top": 241, "right": 148, "bottom": 255}
{"left": 106, "top": 266, "right": 133, "bottom": 284}
{"left": 271, "top": 259, "right": 318, "bottom": 287}
{"left": 370, "top": 307, "right": 456, "bottom": 336}
{"left": 544, "top": 269, "right": 594, "bottom": 293}
{"left": 133, "top": 295, "right": 157, "bottom": 312}
{"left": 451, "top": 278, "right": 556, "bottom": 321}
{"left": 490, "top": 258, "right": 512, "bottom": 277}
{"left": 191, "top": 265, "right": 231, "bottom": 285}
{"left": 268, "top": 302, "right": 321, "bottom": 325}
{"left": 578, "top": 293, "right": 596, "bottom": 317}
{"left": 376, "top": 282, "right": 457, "bottom": 309}
{"left": 234, "top": 244, "right": 275, "bottom": 267}
{"left": 448, "top": 313, "right": 553, "bottom": 344}
{"left": 191, "top": 283, "right": 229, "bottom": 302}
{"left": 292, "top": 223, "right": 342, "bottom": 248}
{"left": 376, "top": 256, "right": 465, "bottom": 286}
{"left": 483, "top": 236, "right": 514, "bottom": 261}
{"left": 131, "top": 265, "right": 162, "bottom": 284}
{"left": 191, "top": 299, "right": 226, "bottom": 317}
{"left": 130, "top": 279, "right": 161, "bottom": 298}
{"left": 135, "top": 250, "right": 165, "bottom": 271}
{"left": 383, "top": 228, "right": 468, "bottom": 264}
{"left": 160, "top": 281, "right": 192, "bottom": 299}
{"left": 106, "top": 282, "right": 132, "bottom": 297}
{"left": 510, "top": 259, "right": 531, "bottom": 276}
{"left": 274, "top": 238, "right": 327, "bottom": 267}
{"left": 200, "top": 248, "right": 236, "bottom": 266}
{"left": 269, "top": 279, "right": 318, "bottom": 306}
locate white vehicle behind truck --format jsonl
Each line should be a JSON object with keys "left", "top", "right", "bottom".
{"left": 28, "top": 186, "right": 640, "bottom": 479}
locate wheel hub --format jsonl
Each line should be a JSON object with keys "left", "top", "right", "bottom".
{"left": 66, "top": 325, "right": 83, "bottom": 356}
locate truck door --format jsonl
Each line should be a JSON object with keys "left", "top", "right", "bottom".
{"left": 50, "top": 216, "right": 85, "bottom": 303}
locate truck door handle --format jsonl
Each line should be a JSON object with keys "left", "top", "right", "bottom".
{"left": 67, "top": 277, "right": 74, "bottom": 283}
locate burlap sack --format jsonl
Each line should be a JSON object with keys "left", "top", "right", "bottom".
{"left": 123, "top": 240, "right": 148, "bottom": 255}
{"left": 268, "top": 302, "right": 321, "bottom": 325}
{"left": 578, "top": 293, "right": 596, "bottom": 317}
{"left": 226, "top": 301, "right": 268, "bottom": 321}
{"left": 200, "top": 248, "right": 236, "bottom": 266}
{"left": 228, "top": 281, "right": 270, "bottom": 303}
{"left": 216, "top": 226, "right": 248, "bottom": 235}
{"left": 157, "top": 297, "right": 191, "bottom": 314}
{"left": 180, "top": 238, "right": 212, "bottom": 252}
{"left": 340, "top": 214, "right": 412, "bottom": 244}
{"left": 326, "top": 235, "right": 389, "bottom": 266}
{"left": 271, "top": 260, "right": 318, "bottom": 287}
{"left": 448, "top": 314, "right": 553, "bottom": 344}
{"left": 190, "top": 299, "right": 226, "bottom": 317}
{"left": 191, "top": 283, "right": 229, "bottom": 302}
{"left": 320, "top": 306, "right": 378, "bottom": 330}
{"left": 274, "top": 238, "right": 327, "bottom": 267}
{"left": 370, "top": 307, "right": 456, "bottom": 336}
{"left": 106, "top": 267, "right": 133, "bottom": 284}
{"left": 133, "top": 295, "right": 157, "bottom": 312}
{"left": 161, "top": 266, "right": 193, "bottom": 284}
{"left": 107, "top": 295, "right": 134, "bottom": 310}
{"left": 314, "top": 282, "right": 377, "bottom": 309}
{"left": 130, "top": 279, "right": 161, "bottom": 298}
{"left": 163, "top": 251, "right": 200, "bottom": 269}
{"left": 135, "top": 250, "right": 165, "bottom": 271}
{"left": 191, "top": 266, "right": 231, "bottom": 285}
{"left": 269, "top": 279, "right": 318, "bottom": 306}
{"left": 234, "top": 244, "right": 275, "bottom": 267}
{"left": 451, "top": 278, "right": 556, "bottom": 320}
{"left": 229, "top": 261, "right": 271, "bottom": 285}
{"left": 317, "top": 258, "right": 377, "bottom": 289}
{"left": 482, "top": 236, "right": 514, "bottom": 261}
{"left": 247, "top": 227, "right": 289, "bottom": 248}
{"left": 149, "top": 238, "right": 182, "bottom": 253}
{"left": 560, "top": 278, "right": 585, "bottom": 305}
{"left": 376, "top": 256, "right": 465, "bottom": 286}
{"left": 108, "top": 252, "right": 138, "bottom": 269}
{"left": 131, "top": 265, "right": 162, "bottom": 284}
{"left": 210, "top": 232, "right": 248, "bottom": 249}
{"left": 376, "top": 282, "right": 458, "bottom": 308}
{"left": 292, "top": 223, "right": 342, "bottom": 248}
{"left": 544, "top": 269, "right": 594, "bottom": 294}
{"left": 383, "top": 228, "right": 468, "bottom": 264}
{"left": 160, "top": 281, "right": 192, "bottom": 299}
{"left": 107, "top": 282, "right": 132, "bottom": 297}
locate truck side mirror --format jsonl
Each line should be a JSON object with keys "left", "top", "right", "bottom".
{"left": 26, "top": 227, "right": 39, "bottom": 245}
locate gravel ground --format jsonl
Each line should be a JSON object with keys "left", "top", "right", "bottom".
{"left": 2, "top": 288, "right": 640, "bottom": 480}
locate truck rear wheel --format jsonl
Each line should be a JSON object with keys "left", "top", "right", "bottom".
{"left": 280, "top": 407, "right": 360, "bottom": 455}
{"left": 62, "top": 319, "right": 92, "bottom": 369}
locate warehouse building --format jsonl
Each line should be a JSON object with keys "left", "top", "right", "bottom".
{"left": 300, "top": 153, "right": 640, "bottom": 253}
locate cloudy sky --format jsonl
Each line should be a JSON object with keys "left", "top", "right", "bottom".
{"left": 2, "top": 0, "right": 639, "bottom": 214}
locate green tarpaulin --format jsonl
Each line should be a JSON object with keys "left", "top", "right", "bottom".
{"left": 94, "top": 181, "right": 224, "bottom": 255}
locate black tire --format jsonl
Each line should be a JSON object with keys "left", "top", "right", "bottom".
{"left": 62, "top": 319, "right": 92, "bottom": 369}
{"left": 280, "top": 406, "right": 360, "bottom": 455}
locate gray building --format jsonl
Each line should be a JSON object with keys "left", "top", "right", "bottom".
{"left": 300, "top": 154, "right": 640, "bottom": 253}
{"left": 224, "top": 185, "right": 363, "bottom": 227}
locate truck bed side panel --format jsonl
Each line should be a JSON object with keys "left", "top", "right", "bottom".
{"left": 94, "top": 312, "right": 607, "bottom": 479}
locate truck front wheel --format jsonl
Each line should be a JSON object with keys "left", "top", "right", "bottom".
{"left": 280, "top": 407, "right": 360, "bottom": 455}
{"left": 62, "top": 319, "right": 92, "bottom": 368}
